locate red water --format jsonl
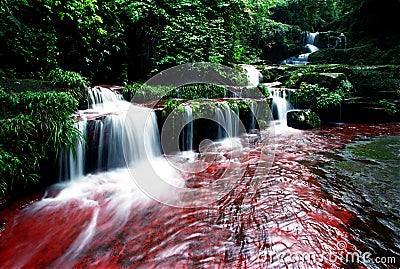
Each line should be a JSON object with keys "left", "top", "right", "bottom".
{"left": 1, "top": 123, "right": 399, "bottom": 268}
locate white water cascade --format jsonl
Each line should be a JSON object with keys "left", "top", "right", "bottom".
{"left": 58, "top": 86, "right": 161, "bottom": 180}
{"left": 181, "top": 105, "right": 194, "bottom": 151}
{"left": 241, "top": 64, "right": 263, "bottom": 87}
{"left": 270, "top": 89, "right": 292, "bottom": 125}
{"left": 282, "top": 32, "right": 320, "bottom": 65}
{"left": 219, "top": 102, "right": 240, "bottom": 138}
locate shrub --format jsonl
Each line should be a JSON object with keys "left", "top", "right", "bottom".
{"left": 292, "top": 83, "right": 342, "bottom": 112}
{"left": 0, "top": 88, "right": 82, "bottom": 198}
{"left": 122, "top": 83, "right": 227, "bottom": 102}
{"left": 46, "top": 68, "right": 89, "bottom": 106}
{"left": 379, "top": 99, "right": 398, "bottom": 116}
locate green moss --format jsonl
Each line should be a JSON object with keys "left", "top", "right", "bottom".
{"left": 287, "top": 109, "right": 321, "bottom": 130}
{"left": 122, "top": 83, "right": 227, "bottom": 102}
{"left": 309, "top": 42, "right": 400, "bottom": 66}
{"left": 347, "top": 137, "right": 399, "bottom": 161}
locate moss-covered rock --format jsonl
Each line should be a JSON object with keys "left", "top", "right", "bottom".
{"left": 287, "top": 109, "right": 321, "bottom": 130}
{"left": 315, "top": 31, "right": 348, "bottom": 49}
{"left": 308, "top": 44, "right": 400, "bottom": 65}
{"left": 286, "top": 71, "right": 347, "bottom": 89}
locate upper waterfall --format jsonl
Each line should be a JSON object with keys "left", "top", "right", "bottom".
{"left": 282, "top": 32, "right": 320, "bottom": 65}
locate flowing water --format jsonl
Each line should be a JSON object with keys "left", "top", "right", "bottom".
{"left": 1, "top": 121, "right": 399, "bottom": 268}
{"left": 282, "top": 32, "right": 320, "bottom": 65}
{"left": 0, "top": 86, "right": 399, "bottom": 268}
{"left": 270, "top": 89, "right": 292, "bottom": 125}
{"left": 241, "top": 65, "right": 263, "bottom": 87}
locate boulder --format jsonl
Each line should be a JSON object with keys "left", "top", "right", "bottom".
{"left": 287, "top": 109, "right": 322, "bottom": 130}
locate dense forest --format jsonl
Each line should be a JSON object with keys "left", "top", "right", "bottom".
{"left": 1, "top": 0, "right": 400, "bottom": 199}
{"left": 1, "top": 0, "right": 400, "bottom": 83}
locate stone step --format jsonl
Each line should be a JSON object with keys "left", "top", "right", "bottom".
{"left": 377, "top": 90, "right": 399, "bottom": 99}
{"left": 340, "top": 103, "right": 397, "bottom": 123}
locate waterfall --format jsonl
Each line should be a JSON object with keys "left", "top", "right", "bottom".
{"left": 270, "top": 89, "right": 292, "bottom": 124}
{"left": 88, "top": 86, "right": 124, "bottom": 109}
{"left": 241, "top": 64, "right": 262, "bottom": 87}
{"left": 215, "top": 107, "right": 226, "bottom": 139}
{"left": 180, "top": 105, "right": 193, "bottom": 151}
{"left": 303, "top": 32, "right": 319, "bottom": 46}
{"left": 58, "top": 121, "right": 87, "bottom": 180}
{"left": 58, "top": 86, "right": 161, "bottom": 180}
{"left": 282, "top": 32, "right": 320, "bottom": 65}
{"left": 219, "top": 102, "right": 240, "bottom": 138}
{"left": 249, "top": 102, "right": 256, "bottom": 131}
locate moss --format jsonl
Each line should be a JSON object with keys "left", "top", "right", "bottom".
{"left": 287, "top": 109, "right": 321, "bottom": 130}
{"left": 286, "top": 71, "right": 347, "bottom": 89}
{"left": 347, "top": 137, "right": 399, "bottom": 161}
{"left": 308, "top": 44, "right": 400, "bottom": 65}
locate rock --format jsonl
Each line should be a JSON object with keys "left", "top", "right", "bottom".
{"left": 288, "top": 72, "right": 347, "bottom": 89}
{"left": 287, "top": 109, "right": 322, "bottom": 130}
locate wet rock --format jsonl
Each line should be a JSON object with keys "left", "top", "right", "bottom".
{"left": 287, "top": 109, "right": 322, "bottom": 130}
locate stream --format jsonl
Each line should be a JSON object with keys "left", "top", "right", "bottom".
{"left": 0, "top": 123, "right": 399, "bottom": 268}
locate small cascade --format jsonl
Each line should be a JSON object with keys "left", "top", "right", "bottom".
{"left": 248, "top": 102, "right": 256, "bottom": 131}
{"left": 303, "top": 31, "right": 319, "bottom": 46}
{"left": 241, "top": 64, "right": 263, "bottom": 87}
{"left": 219, "top": 102, "right": 240, "bottom": 138}
{"left": 282, "top": 32, "right": 320, "bottom": 65}
{"left": 58, "top": 86, "right": 161, "bottom": 180}
{"left": 270, "top": 89, "right": 292, "bottom": 124}
{"left": 58, "top": 121, "right": 87, "bottom": 180}
{"left": 88, "top": 86, "right": 124, "bottom": 110}
{"left": 180, "top": 105, "right": 193, "bottom": 151}
{"left": 214, "top": 107, "right": 226, "bottom": 139}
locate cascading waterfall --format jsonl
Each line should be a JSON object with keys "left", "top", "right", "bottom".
{"left": 58, "top": 121, "right": 87, "bottom": 180}
{"left": 270, "top": 89, "right": 292, "bottom": 124}
{"left": 219, "top": 102, "right": 240, "bottom": 138}
{"left": 180, "top": 105, "right": 193, "bottom": 151}
{"left": 241, "top": 64, "right": 262, "bottom": 87}
{"left": 88, "top": 86, "right": 124, "bottom": 109}
{"left": 303, "top": 31, "right": 318, "bottom": 46}
{"left": 14, "top": 86, "right": 181, "bottom": 266}
{"left": 58, "top": 86, "right": 161, "bottom": 180}
{"left": 249, "top": 102, "right": 256, "bottom": 131}
{"left": 282, "top": 32, "right": 320, "bottom": 65}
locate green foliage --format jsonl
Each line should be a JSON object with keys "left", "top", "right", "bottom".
{"left": 46, "top": 68, "right": 89, "bottom": 106}
{"left": 251, "top": 19, "right": 302, "bottom": 62}
{"left": 334, "top": 79, "right": 354, "bottom": 98}
{"left": 121, "top": 82, "right": 144, "bottom": 101}
{"left": 292, "top": 83, "right": 342, "bottom": 112}
{"left": 0, "top": 0, "right": 275, "bottom": 81}
{"left": 47, "top": 68, "right": 89, "bottom": 89}
{"left": 347, "top": 66, "right": 400, "bottom": 96}
{"left": 226, "top": 99, "right": 252, "bottom": 112}
{"left": 169, "top": 84, "right": 227, "bottom": 100}
{"left": 154, "top": 0, "right": 258, "bottom": 71}
{"left": 122, "top": 83, "right": 227, "bottom": 102}
{"left": 2, "top": 0, "right": 400, "bottom": 81}
{"left": 379, "top": 99, "right": 398, "bottom": 116}
{"left": 287, "top": 109, "right": 321, "bottom": 129}
{"left": 257, "top": 84, "right": 270, "bottom": 97}
{"left": 0, "top": 88, "right": 82, "bottom": 198}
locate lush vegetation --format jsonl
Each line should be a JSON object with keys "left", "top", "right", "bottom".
{"left": 0, "top": 89, "right": 82, "bottom": 198}
{"left": 259, "top": 64, "right": 400, "bottom": 120}
{"left": 122, "top": 83, "right": 228, "bottom": 102}
{"left": 2, "top": 0, "right": 398, "bottom": 83}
